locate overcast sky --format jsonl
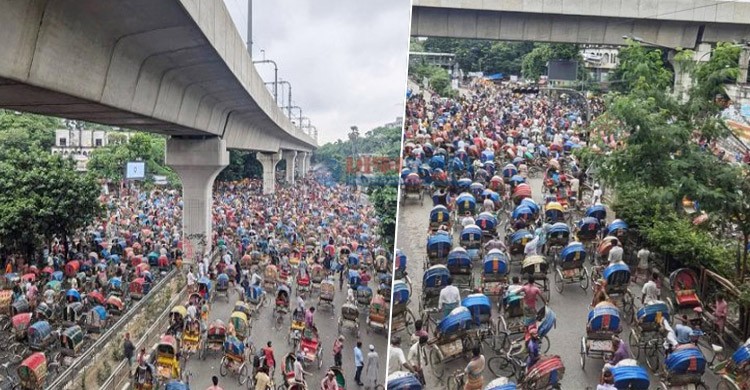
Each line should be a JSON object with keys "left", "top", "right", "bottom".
{"left": 223, "top": 0, "right": 411, "bottom": 145}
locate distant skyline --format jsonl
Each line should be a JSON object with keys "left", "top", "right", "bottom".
{"left": 223, "top": 0, "right": 411, "bottom": 144}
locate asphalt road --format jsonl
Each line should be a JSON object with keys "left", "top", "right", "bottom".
{"left": 181, "top": 274, "right": 388, "bottom": 390}
{"left": 394, "top": 176, "right": 721, "bottom": 389}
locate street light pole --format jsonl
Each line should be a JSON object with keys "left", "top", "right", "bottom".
{"left": 278, "top": 81, "right": 292, "bottom": 118}
{"left": 246, "top": 0, "right": 252, "bottom": 57}
{"left": 253, "top": 59, "right": 278, "bottom": 103}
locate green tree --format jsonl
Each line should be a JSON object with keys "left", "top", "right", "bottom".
{"left": 0, "top": 147, "right": 101, "bottom": 259}
{"left": 88, "top": 132, "right": 179, "bottom": 185}
{"left": 0, "top": 110, "right": 60, "bottom": 151}
{"left": 367, "top": 184, "right": 398, "bottom": 253}
{"left": 521, "top": 43, "right": 583, "bottom": 81}
{"left": 217, "top": 151, "right": 263, "bottom": 181}
{"left": 609, "top": 41, "right": 673, "bottom": 94}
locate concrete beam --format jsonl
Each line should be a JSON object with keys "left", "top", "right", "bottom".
{"left": 282, "top": 150, "right": 298, "bottom": 184}
{"left": 257, "top": 152, "right": 281, "bottom": 194}
{"left": 411, "top": 6, "right": 748, "bottom": 47}
{"left": 166, "top": 137, "right": 229, "bottom": 264}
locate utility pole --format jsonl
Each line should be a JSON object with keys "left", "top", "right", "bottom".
{"left": 246, "top": 0, "right": 252, "bottom": 57}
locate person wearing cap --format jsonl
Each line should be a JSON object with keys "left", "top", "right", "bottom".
{"left": 321, "top": 370, "right": 337, "bottom": 390}
{"left": 388, "top": 336, "right": 411, "bottom": 375}
{"left": 364, "top": 344, "right": 380, "bottom": 390}
{"left": 332, "top": 335, "right": 344, "bottom": 367}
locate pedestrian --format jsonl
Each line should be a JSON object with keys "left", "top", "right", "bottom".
{"left": 438, "top": 277, "right": 460, "bottom": 318}
{"left": 636, "top": 247, "right": 650, "bottom": 283}
{"left": 321, "top": 370, "right": 338, "bottom": 390}
{"left": 520, "top": 275, "right": 546, "bottom": 321}
{"left": 293, "top": 355, "right": 310, "bottom": 385}
{"left": 641, "top": 272, "right": 660, "bottom": 306}
{"left": 123, "top": 333, "right": 135, "bottom": 363}
{"left": 354, "top": 341, "right": 364, "bottom": 386}
{"left": 464, "top": 346, "right": 485, "bottom": 390}
{"left": 410, "top": 319, "right": 428, "bottom": 344}
{"left": 714, "top": 293, "right": 728, "bottom": 334}
{"left": 364, "top": 344, "right": 380, "bottom": 390}
{"left": 332, "top": 335, "right": 344, "bottom": 367}
{"left": 207, "top": 375, "right": 223, "bottom": 390}
{"left": 407, "top": 335, "right": 428, "bottom": 385}
{"left": 388, "top": 336, "right": 411, "bottom": 375}
{"left": 253, "top": 367, "right": 271, "bottom": 390}
{"left": 187, "top": 266, "right": 196, "bottom": 292}
{"left": 304, "top": 306, "right": 316, "bottom": 329}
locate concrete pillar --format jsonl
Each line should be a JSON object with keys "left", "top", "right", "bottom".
{"left": 257, "top": 152, "right": 281, "bottom": 195}
{"left": 166, "top": 137, "right": 229, "bottom": 266}
{"left": 305, "top": 153, "right": 312, "bottom": 173}
{"left": 740, "top": 46, "right": 750, "bottom": 85}
{"left": 298, "top": 152, "right": 308, "bottom": 176}
{"left": 282, "top": 150, "right": 297, "bottom": 184}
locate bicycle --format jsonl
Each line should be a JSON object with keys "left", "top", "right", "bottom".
{"left": 446, "top": 369, "right": 466, "bottom": 390}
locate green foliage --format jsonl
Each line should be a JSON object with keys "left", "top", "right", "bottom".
{"left": 0, "top": 147, "right": 101, "bottom": 257}
{"left": 411, "top": 64, "right": 456, "bottom": 97}
{"left": 420, "top": 38, "right": 534, "bottom": 75}
{"left": 609, "top": 41, "right": 673, "bottom": 94}
{"left": 87, "top": 133, "right": 179, "bottom": 185}
{"left": 0, "top": 110, "right": 60, "bottom": 151}
{"left": 314, "top": 124, "right": 402, "bottom": 182}
{"left": 683, "top": 42, "right": 741, "bottom": 123}
{"left": 521, "top": 43, "right": 582, "bottom": 80}
{"left": 217, "top": 151, "right": 263, "bottom": 181}
{"left": 367, "top": 184, "right": 398, "bottom": 253}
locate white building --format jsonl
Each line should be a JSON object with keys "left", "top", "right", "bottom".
{"left": 51, "top": 129, "right": 131, "bottom": 171}
{"left": 580, "top": 47, "right": 620, "bottom": 82}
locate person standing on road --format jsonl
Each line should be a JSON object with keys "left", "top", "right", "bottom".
{"left": 332, "top": 335, "right": 344, "bottom": 367}
{"left": 438, "top": 277, "right": 461, "bottom": 318}
{"left": 364, "top": 344, "right": 380, "bottom": 390}
{"left": 464, "top": 346, "right": 485, "bottom": 390}
{"left": 636, "top": 247, "right": 651, "bottom": 283}
{"left": 407, "top": 335, "right": 428, "bottom": 385}
{"left": 123, "top": 332, "right": 135, "bottom": 375}
{"left": 293, "top": 355, "right": 310, "bottom": 385}
{"left": 207, "top": 375, "right": 223, "bottom": 390}
{"left": 186, "top": 266, "right": 196, "bottom": 292}
{"left": 388, "top": 336, "right": 411, "bottom": 375}
{"left": 641, "top": 272, "right": 660, "bottom": 306}
{"left": 353, "top": 341, "right": 364, "bottom": 386}
{"left": 254, "top": 367, "right": 271, "bottom": 390}
{"left": 521, "top": 275, "right": 546, "bottom": 321}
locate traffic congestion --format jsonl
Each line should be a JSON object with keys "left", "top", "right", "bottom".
{"left": 387, "top": 79, "right": 747, "bottom": 390}
{"left": 131, "top": 174, "right": 390, "bottom": 390}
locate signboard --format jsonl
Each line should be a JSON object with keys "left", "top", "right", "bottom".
{"left": 153, "top": 175, "right": 168, "bottom": 185}
{"left": 547, "top": 60, "right": 578, "bottom": 81}
{"left": 125, "top": 161, "right": 146, "bottom": 180}
{"left": 510, "top": 75, "right": 518, "bottom": 82}
{"left": 741, "top": 103, "right": 750, "bottom": 117}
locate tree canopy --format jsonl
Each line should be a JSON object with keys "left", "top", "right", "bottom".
{"left": 87, "top": 132, "right": 179, "bottom": 185}
{"left": 521, "top": 43, "right": 583, "bottom": 80}
{"left": 0, "top": 110, "right": 61, "bottom": 151}
{"left": 314, "top": 124, "right": 401, "bottom": 182}
{"left": 0, "top": 147, "right": 101, "bottom": 259}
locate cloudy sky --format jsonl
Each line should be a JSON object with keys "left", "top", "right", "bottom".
{"left": 223, "top": 0, "right": 411, "bottom": 145}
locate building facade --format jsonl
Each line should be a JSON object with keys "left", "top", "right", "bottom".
{"left": 51, "top": 129, "right": 131, "bottom": 171}
{"left": 580, "top": 47, "right": 620, "bottom": 82}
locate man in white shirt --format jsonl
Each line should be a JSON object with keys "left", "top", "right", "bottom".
{"left": 198, "top": 258, "right": 208, "bottom": 278}
{"left": 461, "top": 216, "right": 476, "bottom": 228}
{"left": 293, "top": 355, "right": 309, "bottom": 384}
{"left": 186, "top": 267, "right": 196, "bottom": 292}
{"left": 592, "top": 184, "right": 603, "bottom": 205}
{"left": 636, "top": 248, "right": 651, "bottom": 283}
{"left": 641, "top": 272, "right": 661, "bottom": 305}
{"left": 570, "top": 177, "right": 580, "bottom": 199}
{"left": 388, "top": 337, "right": 411, "bottom": 375}
{"left": 524, "top": 236, "right": 540, "bottom": 257}
{"left": 607, "top": 240, "right": 624, "bottom": 265}
{"left": 438, "top": 277, "right": 461, "bottom": 318}
{"left": 186, "top": 302, "right": 197, "bottom": 320}
{"left": 407, "top": 335, "right": 428, "bottom": 384}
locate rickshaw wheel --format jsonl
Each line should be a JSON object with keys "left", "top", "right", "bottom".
{"left": 716, "top": 378, "right": 737, "bottom": 390}
{"left": 540, "top": 336, "right": 551, "bottom": 354}
{"left": 487, "top": 355, "right": 515, "bottom": 378}
{"left": 493, "top": 331, "right": 510, "bottom": 353}
{"left": 554, "top": 270, "right": 564, "bottom": 294}
{"left": 429, "top": 348, "right": 445, "bottom": 378}
{"left": 645, "top": 341, "right": 661, "bottom": 372}
{"left": 220, "top": 356, "right": 229, "bottom": 376}
{"left": 239, "top": 363, "right": 248, "bottom": 385}
{"left": 580, "top": 336, "right": 587, "bottom": 370}
{"left": 580, "top": 268, "right": 590, "bottom": 291}
{"left": 628, "top": 330, "right": 640, "bottom": 360}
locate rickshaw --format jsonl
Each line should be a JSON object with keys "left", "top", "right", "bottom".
{"left": 17, "top": 352, "right": 52, "bottom": 390}
{"left": 575, "top": 217, "right": 601, "bottom": 256}
{"left": 459, "top": 224, "right": 483, "bottom": 261}
{"left": 338, "top": 302, "right": 360, "bottom": 335}
{"left": 391, "top": 280, "right": 416, "bottom": 334}
{"left": 507, "top": 230, "right": 533, "bottom": 261}
{"left": 586, "top": 204, "right": 607, "bottom": 224}
{"left": 580, "top": 302, "right": 621, "bottom": 370}
{"left": 429, "top": 205, "right": 452, "bottom": 234}
{"left": 476, "top": 212, "right": 498, "bottom": 240}
{"left": 481, "top": 249, "right": 510, "bottom": 296}
{"left": 666, "top": 268, "right": 703, "bottom": 316}
{"left": 63, "top": 302, "right": 84, "bottom": 326}
{"left": 0, "top": 289, "right": 13, "bottom": 316}
{"left": 356, "top": 285, "right": 373, "bottom": 310}
{"left": 607, "top": 219, "right": 629, "bottom": 240}
{"left": 220, "top": 335, "right": 250, "bottom": 384}
{"left": 296, "top": 270, "right": 311, "bottom": 297}
{"left": 428, "top": 306, "right": 473, "bottom": 378}
{"left": 230, "top": 311, "right": 251, "bottom": 342}
{"left": 299, "top": 326, "right": 324, "bottom": 369}
{"left": 59, "top": 325, "right": 85, "bottom": 358}
{"left": 200, "top": 320, "right": 227, "bottom": 360}
{"left": 12, "top": 312, "right": 32, "bottom": 341}
{"left": 216, "top": 273, "right": 231, "bottom": 302}
{"left": 447, "top": 247, "right": 473, "bottom": 290}
{"left": 273, "top": 284, "right": 290, "bottom": 329}
{"left": 263, "top": 265, "right": 279, "bottom": 292}
{"left": 106, "top": 295, "right": 125, "bottom": 317}
{"left": 164, "top": 380, "right": 190, "bottom": 390}
{"left": 366, "top": 294, "right": 388, "bottom": 334}
{"left": 420, "top": 265, "right": 451, "bottom": 317}
{"left": 197, "top": 277, "right": 212, "bottom": 303}
{"left": 595, "top": 236, "right": 619, "bottom": 265}
{"left": 629, "top": 301, "right": 669, "bottom": 364}
{"left": 658, "top": 344, "right": 707, "bottom": 389}
{"left": 64, "top": 260, "right": 81, "bottom": 278}
{"left": 545, "top": 223, "right": 570, "bottom": 264}
{"left": 28, "top": 321, "right": 55, "bottom": 351}
{"left": 426, "top": 232, "right": 452, "bottom": 267}
{"left": 155, "top": 335, "right": 181, "bottom": 383}
{"left": 544, "top": 202, "right": 566, "bottom": 223}
{"left": 512, "top": 183, "right": 532, "bottom": 205}
{"left": 553, "top": 242, "right": 589, "bottom": 293}
{"left": 502, "top": 163, "right": 518, "bottom": 183}
{"left": 281, "top": 352, "right": 300, "bottom": 389}
{"left": 86, "top": 305, "right": 109, "bottom": 333}
{"left": 462, "top": 293, "right": 497, "bottom": 348}
{"left": 601, "top": 263, "right": 636, "bottom": 323}
{"left": 87, "top": 290, "right": 106, "bottom": 306}
{"left": 515, "top": 355, "right": 566, "bottom": 390}
{"left": 522, "top": 255, "right": 550, "bottom": 301}
{"left": 34, "top": 303, "right": 53, "bottom": 322}
{"left": 245, "top": 285, "right": 265, "bottom": 314}
{"left": 234, "top": 300, "right": 252, "bottom": 318}
{"left": 181, "top": 318, "right": 202, "bottom": 360}
{"left": 289, "top": 307, "right": 306, "bottom": 348}
{"left": 318, "top": 278, "right": 336, "bottom": 309}
{"left": 309, "top": 263, "right": 325, "bottom": 294}
{"left": 386, "top": 371, "right": 422, "bottom": 390}
{"left": 402, "top": 172, "right": 424, "bottom": 204}
{"left": 133, "top": 363, "right": 157, "bottom": 390}
{"left": 710, "top": 344, "right": 750, "bottom": 389}
{"left": 129, "top": 277, "right": 151, "bottom": 300}
{"left": 611, "top": 365, "right": 650, "bottom": 390}
{"left": 108, "top": 276, "right": 124, "bottom": 297}
{"left": 455, "top": 192, "right": 477, "bottom": 222}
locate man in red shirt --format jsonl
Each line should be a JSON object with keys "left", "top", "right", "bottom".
{"left": 520, "top": 275, "right": 546, "bottom": 321}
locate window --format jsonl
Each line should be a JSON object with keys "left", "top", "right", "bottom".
{"left": 604, "top": 53, "right": 610, "bottom": 64}
{"left": 59, "top": 138, "right": 67, "bottom": 146}
{"left": 95, "top": 138, "right": 103, "bottom": 147}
